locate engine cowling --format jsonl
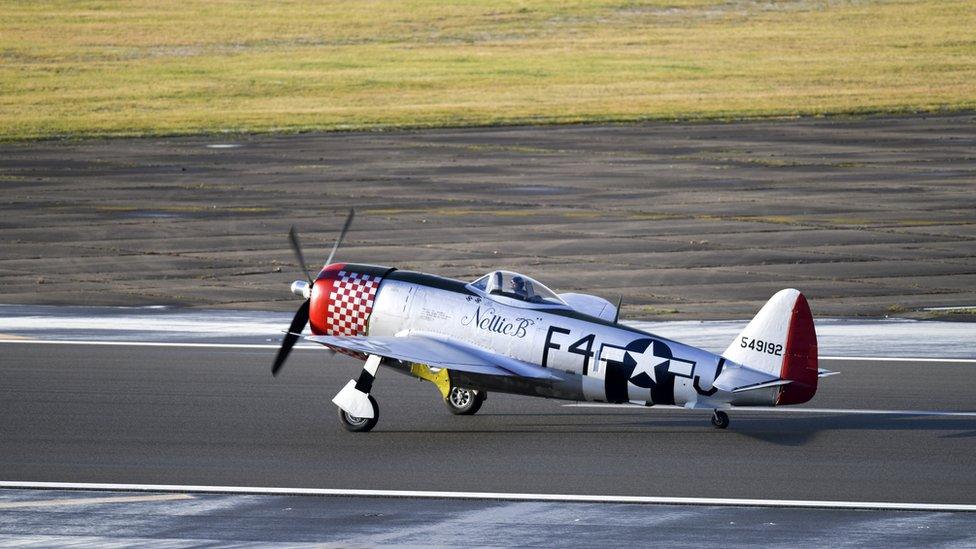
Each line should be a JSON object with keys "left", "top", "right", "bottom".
{"left": 309, "top": 263, "right": 393, "bottom": 336}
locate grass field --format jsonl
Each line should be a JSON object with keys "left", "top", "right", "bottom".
{"left": 1, "top": 0, "right": 974, "bottom": 140}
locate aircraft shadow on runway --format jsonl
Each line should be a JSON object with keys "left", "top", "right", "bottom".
{"left": 407, "top": 412, "right": 976, "bottom": 446}
{"left": 725, "top": 415, "right": 976, "bottom": 445}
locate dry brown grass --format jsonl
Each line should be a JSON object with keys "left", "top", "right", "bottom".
{"left": 1, "top": 0, "right": 974, "bottom": 139}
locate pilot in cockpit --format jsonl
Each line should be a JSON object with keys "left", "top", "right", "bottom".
{"left": 510, "top": 276, "right": 529, "bottom": 300}
{"left": 481, "top": 270, "right": 563, "bottom": 306}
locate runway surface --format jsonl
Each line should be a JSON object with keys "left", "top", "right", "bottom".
{"left": 3, "top": 341, "right": 975, "bottom": 505}
{"left": 3, "top": 305, "right": 976, "bottom": 544}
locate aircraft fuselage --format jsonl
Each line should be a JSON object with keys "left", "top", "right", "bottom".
{"left": 333, "top": 266, "right": 778, "bottom": 408}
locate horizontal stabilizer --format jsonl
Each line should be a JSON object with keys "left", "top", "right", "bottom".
{"left": 713, "top": 363, "right": 781, "bottom": 393}
{"left": 731, "top": 378, "right": 793, "bottom": 393}
{"left": 818, "top": 368, "right": 840, "bottom": 378}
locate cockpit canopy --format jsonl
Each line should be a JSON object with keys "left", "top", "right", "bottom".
{"left": 470, "top": 270, "right": 566, "bottom": 306}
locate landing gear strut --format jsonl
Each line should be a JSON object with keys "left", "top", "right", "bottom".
{"left": 711, "top": 410, "right": 730, "bottom": 429}
{"left": 444, "top": 387, "right": 486, "bottom": 415}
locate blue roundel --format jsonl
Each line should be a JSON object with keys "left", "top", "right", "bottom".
{"left": 623, "top": 338, "right": 672, "bottom": 389}
{"left": 603, "top": 337, "right": 676, "bottom": 404}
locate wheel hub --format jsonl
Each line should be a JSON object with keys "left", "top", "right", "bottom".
{"left": 344, "top": 412, "right": 368, "bottom": 426}
{"left": 450, "top": 387, "right": 471, "bottom": 407}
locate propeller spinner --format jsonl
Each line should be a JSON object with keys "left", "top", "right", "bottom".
{"left": 272, "top": 208, "right": 355, "bottom": 376}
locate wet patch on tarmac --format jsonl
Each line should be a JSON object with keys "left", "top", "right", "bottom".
{"left": 0, "top": 304, "right": 974, "bottom": 358}
{"left": 1, "top": 489, "right": 975, "bottom": 547}
{"left": 1, "top": 114, "right": 974, "bottom": 318}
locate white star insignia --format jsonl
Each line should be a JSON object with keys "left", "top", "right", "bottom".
{"left": 627, "top": 345, "right": 670, "bottom": 384}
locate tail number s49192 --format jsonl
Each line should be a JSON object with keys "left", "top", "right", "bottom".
{"left": 740, "top": 336, "right": 783, "bottom": 356}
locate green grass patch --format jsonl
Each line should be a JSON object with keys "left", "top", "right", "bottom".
{"left": 2, "top": 0, "right": 975, "bottom": 140}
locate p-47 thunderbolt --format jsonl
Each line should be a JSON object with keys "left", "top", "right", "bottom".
{"left": 272, "top": 210, "right": 836, "bottom": 432}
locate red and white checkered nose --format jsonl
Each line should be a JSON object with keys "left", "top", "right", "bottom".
{"left": 309, "top": 263, "right": 384, "bottom": 336}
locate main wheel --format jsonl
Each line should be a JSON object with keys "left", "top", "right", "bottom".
{"left": 711, "top": 410, "right": 729, "bottom": 429}
{"left": 338, "top": 395, "right": 379, "bottom": 432}
{"left": 444, "top": 387, "right": 486, "bottom": 415}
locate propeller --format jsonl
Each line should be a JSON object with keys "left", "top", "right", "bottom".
{"left": 288, "top": 226, "right": 313, "bottom": 285}
{"left": 613, "top": 295, "right": 623, "bottom": 324}
{"left": 325, "top": 208, "right": 355, "bottom": 269}
{"left": 272, "top": 300, "right": 309, "bottom": 376}
{"left": 272, "top": 208, "right": 355, "bottom": 377}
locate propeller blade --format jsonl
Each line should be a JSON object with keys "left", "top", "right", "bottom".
{"left": 288, "top": 226, "right": 313, "bottom": 285}
{"left": 272, "top": 299, "right": 310, "bottom": 376}
{"left": 275, "top": 209, "right": 353, "bottom": 376}
{"left": 613, "top": 295, "right": 623, "bottom": 323}
{"left": 324, "top": 208, "right": 355, "bottom": 269}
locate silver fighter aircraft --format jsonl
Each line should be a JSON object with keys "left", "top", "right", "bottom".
{"left": 272, "top": 210, "right": 836, "bottom": 432}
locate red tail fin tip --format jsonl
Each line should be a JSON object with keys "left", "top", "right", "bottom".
{"left": 776, "top": 293, "right": 818, "bottom": 405}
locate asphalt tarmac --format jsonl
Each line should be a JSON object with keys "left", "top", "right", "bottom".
{"left": 2, "top": 114, "right": 975, "bottom": 319}
{"left": 3, "top": 342, "right": 975, "bottom": 505}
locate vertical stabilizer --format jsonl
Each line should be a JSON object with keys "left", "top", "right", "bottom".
{"left": 723, "top": 289, "right": 818, "bottom": 405}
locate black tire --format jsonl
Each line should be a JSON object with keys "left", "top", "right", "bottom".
{"left": 444, "top": 387, "right": 486, "bottom": 415}
{"left": 338, "top": 395, "right": 379, "bottom": 432}
{"left": 711, "top": 410, "right": 729, "bottom": 429}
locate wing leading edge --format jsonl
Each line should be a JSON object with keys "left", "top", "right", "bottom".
{"left": 302, "top": 333, "right": 561, "bottom": 381}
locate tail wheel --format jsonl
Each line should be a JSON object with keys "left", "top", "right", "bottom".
{"left": 338, "top": 395, "right": 379, "bottom": 432}
{"left": 711, "top": 410, "right": 729, "bottom": 429}
{"left": 445, "top": 387, "right": 486, "bottom": 415}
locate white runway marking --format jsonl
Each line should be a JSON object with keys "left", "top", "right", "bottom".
{"left": 1, "top": 339, "right": 974, "bottom": 363}
{"left": 0, "top": 493, "right": 191, "bottom": 509}
{"left": 1, "top": 481, "right": 974, "bottom": 512}
{"left": 562, "top": 404, "right": 976, "bottom": 417}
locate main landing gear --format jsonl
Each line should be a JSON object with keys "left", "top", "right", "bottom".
{"left": 333, "top": 355, "right": 492, "bottom": 432}
{"left": 711, "top": 410, "right": 730, "bottom": 429}
{"left": 444, "top": 387, "right": 486, "bottom": 415}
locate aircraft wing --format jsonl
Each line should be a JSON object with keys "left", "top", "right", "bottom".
{"left": 302, "top": 333, "right": 561, "bottom": 380}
